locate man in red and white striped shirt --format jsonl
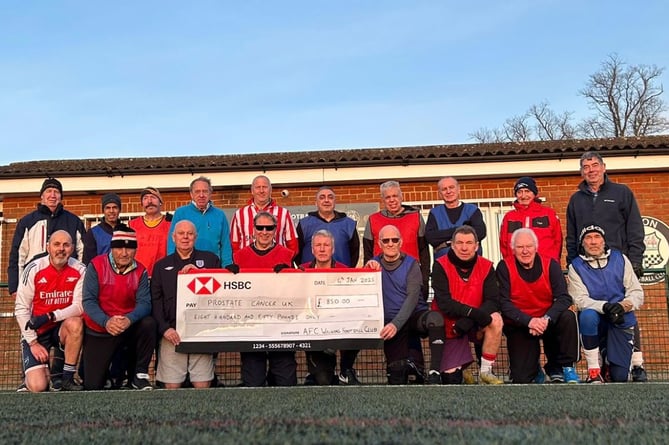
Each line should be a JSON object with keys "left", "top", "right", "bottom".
{"left": 230, "top": 175, "right": 298, "bottom": 257}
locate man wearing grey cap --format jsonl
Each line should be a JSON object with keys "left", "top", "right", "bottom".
{"left": 128, "top": 187, "right": 172, "bottom": 278}
{"left": 83, "top": 193, "right": 127, "bottom": 264}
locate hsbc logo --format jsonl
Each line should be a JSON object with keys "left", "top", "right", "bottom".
{"left": 187, "top": 277, "right": 221, "bottom": 295}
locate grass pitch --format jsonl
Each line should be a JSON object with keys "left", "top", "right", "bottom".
{"left": 2, "top": 384, "right": 668, "bottom": 444}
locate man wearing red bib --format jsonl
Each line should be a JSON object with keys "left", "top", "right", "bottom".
{"left": 497, "top": 228, "right": 580, "bottom": 384}
{"left": 431, "top": 225, "right": 503, "bottom": 385}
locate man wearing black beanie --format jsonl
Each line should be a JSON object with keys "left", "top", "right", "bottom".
{"left": 9, "top": 177, "right": 86, "bottom": 295}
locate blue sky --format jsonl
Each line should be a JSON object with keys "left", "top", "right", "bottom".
{"left": 1, "top": 0, "right": 667, "bottom": 164}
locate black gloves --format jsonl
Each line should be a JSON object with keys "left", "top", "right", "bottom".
{"left": 226, "top": 263, "right": 293, "bottom": 273}
{"left": 25, "top": 314, "right": 50, "bottom": 331}
{"left": 603, "top": 303, "right": 625, "bottom": 325}
{"left": 273, "top": 263, "right": 291, "bottom": 273}
{"left": 454, "top": 318, "right": 475, "bottom": 336}
{"left": 469, "top": 308, "right": 492, "bottom": 328}
{"left": 225, "top": 263, "right": 240, "bottom": 274}
{"left": 632, "top": 263, "right": 643, "bottom": 279}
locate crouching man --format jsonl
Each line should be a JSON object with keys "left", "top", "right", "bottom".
{"left": 15, "top": 230, "right": 87, "bottom": 392}
{"left": 82, "top": 227, "right": 157, "bottom": 390}
{"left": 431, "top": 225, "right": 504, "bottom": 384}
{"left": 498, "top": 228, "right": 580, "bottom": 384}
{"left": 568, "top": 224, "right": 644, "bottom": 383}
{"left": 366, "top": 225, "right": 445, "bottom": 384}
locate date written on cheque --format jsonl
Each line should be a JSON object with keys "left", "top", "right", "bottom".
{"left": 327, "top": 275, "right": 375, "bottom": 285}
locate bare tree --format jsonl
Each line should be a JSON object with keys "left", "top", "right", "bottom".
{"left": 469, "top": 55, "right": 668, "bottom": 142}
{"left": 469, "top": 103, "right": 576, "bottom": 142}
{"left": 502, "top": 114, "right": 532, "bottom": 142}
{"left": 528, "top": 102, "right": 576, "bottom": 140}
{"left": 580, "top": 54, "right": 669, "bottom": 137}
{"left": 469, "top": 127, "right": 502, "bottom": 143}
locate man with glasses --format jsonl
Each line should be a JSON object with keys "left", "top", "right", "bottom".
{"left": 566, "top": 151, "right": 647, "bottom": 381}
{"left": 232, "top": 212, "right": 296, "bottom": 386}
{"left": 168, "top": 176, "right": 232, "bottom": 267}
{"left": 230, "top": 174, "right": 299, "bottom": 258}
{"left": 363, "top": 180, "right": 430, "bottom": 382}
{"left": 365, "top": 225, "right": 445, "bottom": 385}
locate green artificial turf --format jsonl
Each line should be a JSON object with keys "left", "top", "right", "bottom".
{"left": 1, "top": 384, "right": 668, "bottom": 444}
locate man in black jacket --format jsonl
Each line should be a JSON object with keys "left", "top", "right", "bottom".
{"left": 566, "top": 151, "right": 647, "bottom": 382}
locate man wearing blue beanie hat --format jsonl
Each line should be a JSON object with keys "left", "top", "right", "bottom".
{"left": 83, "top": 193, "right": 127, "bottom": 264}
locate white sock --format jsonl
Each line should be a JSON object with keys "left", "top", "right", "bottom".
{"left": 584, "top": 347, "right": 600, "bottom": 370}
{"left": 480, "top": 357, "right": 494, "bottom": 374}
{"left": 632, "top": 351, "right": 644, "bottom": 367}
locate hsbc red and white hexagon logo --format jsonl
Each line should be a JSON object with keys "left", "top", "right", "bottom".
{"left": 186, "top": 276, "right": 222, "bottom": 294}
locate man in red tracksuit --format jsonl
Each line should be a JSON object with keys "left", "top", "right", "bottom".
{"left": 499, "top": 177, "right": 562, "bottom": 261}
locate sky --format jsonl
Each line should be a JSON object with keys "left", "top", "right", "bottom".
{"left": 1, "top": 0, "right": 668, "bottom": 165}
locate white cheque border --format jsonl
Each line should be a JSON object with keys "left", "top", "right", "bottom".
{"left": 175, "top": 269, "right": 384, "bottom": 352}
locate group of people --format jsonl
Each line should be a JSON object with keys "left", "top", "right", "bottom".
{"left": 10, "top": 151, "right": 648, "bottom": 391}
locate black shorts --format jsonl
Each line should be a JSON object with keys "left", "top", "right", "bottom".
{"left": 22, "top": 325, "right": 63, "bottom": 372}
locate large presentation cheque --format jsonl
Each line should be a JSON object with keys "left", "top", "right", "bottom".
{"left": 175, "top": 269, "right": 384, "bottom": 353}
